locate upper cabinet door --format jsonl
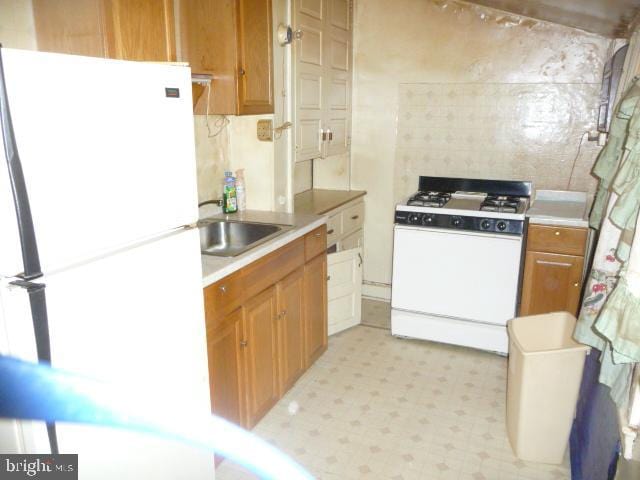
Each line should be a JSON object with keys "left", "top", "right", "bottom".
{"left": 236, "top": 0, "right": 274, "bottom": 114}
{"left": 33, "top": 0, "right": 176, "bottom": 62}
{"left": 295, "top": 0, "right": 325, "bottom": 162}
{"left": 178, "top": 0, "right": 239, "bottom": 115}
{"left": 294, "top": 0, "right": 351, "bottom": 162}
{"left": 325, "top": 0, "right": 351, "bottom": 157}
{"left": 102, "top": 0, "right": 176, "bottom": 61}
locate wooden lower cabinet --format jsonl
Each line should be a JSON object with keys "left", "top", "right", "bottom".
{"left": 520, "top": 251, "right": 584, "bottom": 316}
{"left": 204, "top": 230, "right": 329, "bottom": 434}
{"left": 277, "top": 267, "right": 306, "bottom": 396}
{"left": 243, "top": 287, "right": 280, "bottom": 429}
{"left": 206, "top": 308, "right": 244, "bottom": 465}
{"left": 304, "top": 253, "right": 328, "bottom": 367}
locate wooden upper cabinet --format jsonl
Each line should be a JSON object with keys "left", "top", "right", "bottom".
{"left": 33, "top": 0, "right": 176, "bottom": 62}
{"left": 236, "top": 0, "right": 274, "bottom": 114}
{"left": 179, "top": 0, "right": 274, "bottom": 115}
{"left": 102, "top": 0, "right": 176, "bottom": 61}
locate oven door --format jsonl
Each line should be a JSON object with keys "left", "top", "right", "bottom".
{"left": 391, "top": 225, "right": 522, "bottom": 325}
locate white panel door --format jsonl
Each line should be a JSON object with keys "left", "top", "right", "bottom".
{"left": 327, "top": 247, "right": 362, "bottom": 335}
{"left": 325, "top": 0, "right": 351, "bottom": 157}
{"left": 295, "top": 0, "right": 324, "bottom": 161}
{"left": 0, "top": 228, "right": 214, "bottom": 479}
{"left": 0, "top": 49, "right": 199, "bottom": 276}
{"left": 391, "top": 226, "right": 522, "bottom": 325}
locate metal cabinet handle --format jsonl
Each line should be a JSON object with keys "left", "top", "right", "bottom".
{"left": 327, "top": 229, "right": 335, "bottom": 234}
{"left": 328, "top": 129, "right": 333, "bottom": 141}
{"left": 240, "top": 340, "right": 247, "bottom": 347}
{"left": 574, "top": 282, "right": 580, "bottom": 287}
{"left": 321, "top": 130, "right": 327, "bottom": 141}
{"left": 327, "top": 275, "right": 331, "bottom": 281}
{"left": 358, "top": 252, "right": 363, "bottom": 267}
{"left": 351, "top": 215, "right": 359, "bottom": 220}
{"left": 219, "top": 285, "right": 226, "bottom": 294}
{"left": 315, "top": 232, "right": 321, "bottom": 237}
{"left": 239, "top": 68, "right": 246, "bottom": 76}
{"left": 282, "top": 309, "right": 287, "bottom": 317}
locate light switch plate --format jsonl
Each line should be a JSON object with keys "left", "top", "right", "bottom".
{"left": 257, "top": 119, "right": 274, "bottom": 141}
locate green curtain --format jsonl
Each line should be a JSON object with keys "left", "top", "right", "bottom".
{"left": 574, "top": 77, "right": 640, "bottom": 408}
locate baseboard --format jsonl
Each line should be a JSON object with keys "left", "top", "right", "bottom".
{"left": 362, "top": 281, "right": 391, "bottom": 302}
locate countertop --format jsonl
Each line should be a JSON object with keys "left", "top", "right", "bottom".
{"left": 200, "top": 210, "right": 327, "bottom": 287}
{"left": 294, "top": 189, "right": 367, "bottom": 215}
{"left": 526, "top": 190, "right": 589, "bottom": 228}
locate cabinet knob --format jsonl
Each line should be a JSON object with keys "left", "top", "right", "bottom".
{"left": 327, "top": 229, "right": 335, "bottom": 234}
{"left": 574, "top": 282, "right": 580, "bottom": 287}
{"left": 219, "top": 285, "right": 227, "bottom": 294}
{"left": 351, "top": 215, "right": 359, "bottom": 220}
{"left": 240, "top": 340, "right": 247, "bottom": 347}
{"left": 555, "top": 231, "right": 560, "bottom": 236}
{"left": 239, "top": 68, "right": 246, "bottom": 76}
{"left": 327, "top": 275, "right": 331, "bottom": 281}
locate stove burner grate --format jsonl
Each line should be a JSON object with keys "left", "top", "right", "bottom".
{"left": 407, "top": 191, "right": 451, "bottom": 208}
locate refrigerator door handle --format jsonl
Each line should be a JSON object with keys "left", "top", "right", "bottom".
{"left": 0, "top": 46, "right": 58, "bottom": 455}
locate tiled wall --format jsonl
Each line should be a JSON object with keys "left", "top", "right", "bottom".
{"left": 395, "top": 83, "right": 601, "bottom": 202}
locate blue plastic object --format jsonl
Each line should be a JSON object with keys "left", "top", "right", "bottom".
{"left": 0, "top": 355, "right": 313, "bottom": 480}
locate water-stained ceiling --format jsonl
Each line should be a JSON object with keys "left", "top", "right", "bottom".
{"left": 465, "top": 0, "right": 640, "bottom": 37}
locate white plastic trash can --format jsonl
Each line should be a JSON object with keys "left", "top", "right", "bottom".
{"left": 506, "top": 312, "right": 590, "bottom": 464}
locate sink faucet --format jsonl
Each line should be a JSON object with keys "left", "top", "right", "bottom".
{"left": 198, "top": 199, "right": 223, "bottom": 207}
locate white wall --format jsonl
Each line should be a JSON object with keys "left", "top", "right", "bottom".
{"left": 0, "top": 0, "right": 36, "bottom": 49}
{"left": 351, "top": 0, "right": 612, "bottom": 299}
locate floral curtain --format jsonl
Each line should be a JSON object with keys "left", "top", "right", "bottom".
{"left": 574, "top": 77, "right": 640, "bottom": 409}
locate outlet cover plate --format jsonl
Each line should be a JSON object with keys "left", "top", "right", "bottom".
{"left": 257, "top": 119, "right": 274, "bottom": 141}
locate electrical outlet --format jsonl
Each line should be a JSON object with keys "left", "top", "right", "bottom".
{"left": 257, "top": 119, "right": 274, "bottom": 141}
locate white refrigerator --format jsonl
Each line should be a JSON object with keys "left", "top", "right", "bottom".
{"left": 0, "top": 48, "right": 215, "bottom": 478}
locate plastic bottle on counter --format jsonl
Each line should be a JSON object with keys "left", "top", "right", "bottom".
{"left": 235, "top": 169, "right": 246, "bottom": 211}
{"left": 222, "top": 171, "right": 238, "bottom": 213}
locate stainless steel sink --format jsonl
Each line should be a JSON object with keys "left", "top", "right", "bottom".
{"left": 199, "top": 220, "right": 292, "bottom": 257}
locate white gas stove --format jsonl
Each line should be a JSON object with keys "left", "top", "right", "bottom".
{"left": 391, "top": 176, "right": 532, "bottom": 354}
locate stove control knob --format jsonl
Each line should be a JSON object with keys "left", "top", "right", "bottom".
{"left": 422, "top": 214, "right": 435, "bottom": 225}
{"left": 481, "top": 219, "right": 491, "bottom": 230}
{"left": 496, "top": 221, "right": 507, "bottom": 231}
{"left": 408, "top": 213, "right": 422, "bottom": 225}
{"left": 451, "top": 216, "right": 463, "bottom": 228}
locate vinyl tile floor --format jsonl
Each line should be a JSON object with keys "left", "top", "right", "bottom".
{"left": 216, "top": 300, "right": 570, "bottom": 480}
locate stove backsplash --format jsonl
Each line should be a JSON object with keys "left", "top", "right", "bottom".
{"left": 394, "top": 83, "right": 601, "bottom": 204}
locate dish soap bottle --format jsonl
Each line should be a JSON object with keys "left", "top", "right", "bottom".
{"left": 235, "top": 169, "right": 246, "bottom": 211}
{"left": 222, "top": 171, "right": 238, "bottom": 213}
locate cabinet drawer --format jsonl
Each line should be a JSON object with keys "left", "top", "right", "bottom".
{"left": 326, "top": 213, "right": 342, "bottom": 246}
{"left": 526, "top": 224, "right": 587, "bottom": 256}
{"left": 243, "top": 237, "right": 305, "bottom": 299}
{"left": 304, "top": 225, "right": 327, "bottom": 261}
{"left": 342, "top": 202, "right": 364, "bottom": 235}
{"left": 204, "top": 270, "right": 244, "bottom": 331}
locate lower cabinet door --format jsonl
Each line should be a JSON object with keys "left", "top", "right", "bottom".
{"left": 277, "top": 267, "right": 306, "bottom": 395}
{"left": 520, "top": 251, "right": 584, "bottom": 316}
{"left": 243, "top": 286, "right": 280, "bottom": 428}
{"left": 327, "top": 247, "right": 363, "bottom": 335}
{"left": 304, "top": 253, "right": 328, "bottom": 367}
{"left": 208, "top": 308, "right": 245, "bottom": 426}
